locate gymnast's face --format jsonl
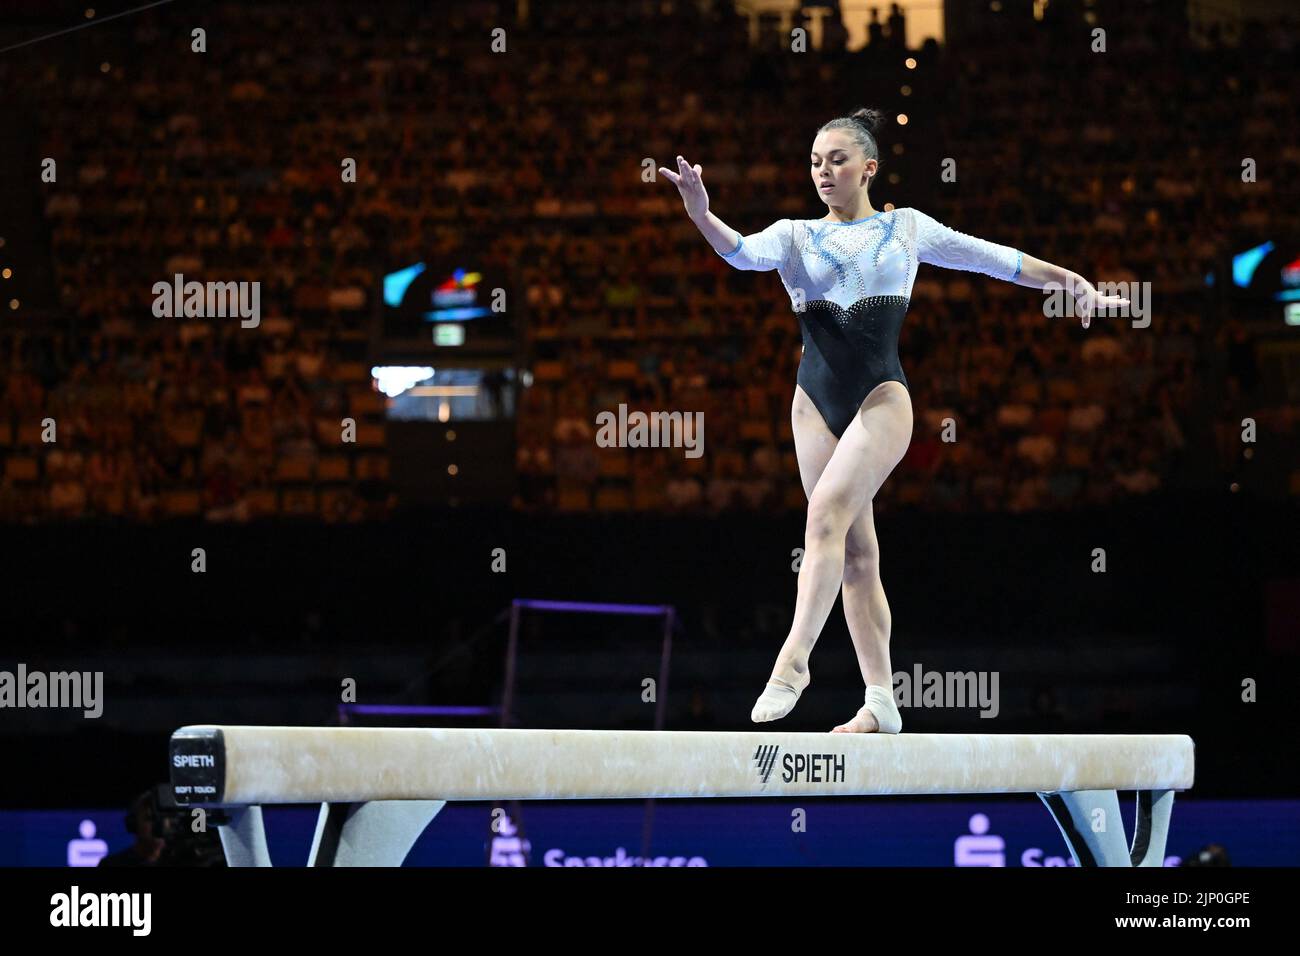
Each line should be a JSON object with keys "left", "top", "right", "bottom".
{"left": 811, "top": 131, "right": 877, "bottom": 204}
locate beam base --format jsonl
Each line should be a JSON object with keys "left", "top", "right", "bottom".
{"left": 216, "top": 801, "right": 445, "bottom": 867}
{"left": 216, "top": 791, "right": 1175, "bottom": 867}
{"left": 1038, "top": 789, "right": 1175, "bottom": 867}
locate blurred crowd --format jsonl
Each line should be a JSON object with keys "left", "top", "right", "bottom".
{"left": 1, "top": 0, "right": 1296, "bottom": 520}
{"left": 0, "top": 327, "right": 393, "bottom": 521}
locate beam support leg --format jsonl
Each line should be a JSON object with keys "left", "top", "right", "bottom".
{"left": 1129, "top": 789, "right": 1174, "bottom": 867}
{"left": 1037, "top": 789, "right": 1131, "bottom": 867}
{"left": 307, "top": 800, "right": 446, "bottom": 867}
{"left": 216, "top": 806, "right": 273, "bottom": 867}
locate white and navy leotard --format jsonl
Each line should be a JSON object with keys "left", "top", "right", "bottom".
{"left": 717, "top": 207, "right": 1023, "bottom": 438}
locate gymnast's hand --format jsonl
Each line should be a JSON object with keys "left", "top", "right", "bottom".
{"left": 658, "top": 155, "right": 710, "bottom": 221}
{"left": 1070, "top": 275, "right": 1129, "bottom": 330}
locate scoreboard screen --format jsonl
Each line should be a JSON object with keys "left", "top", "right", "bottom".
{"left": 1230, "top": 239, "right": 1300, "bottom": 325}
{"left": 379, "top": 258, "right": 517, "bottom": 349}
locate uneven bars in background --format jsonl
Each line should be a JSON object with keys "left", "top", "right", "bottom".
{"left": 502, "top": 598, "right": 676, "bottom": 730}
{"left": 501, "top": 598, "right": 676, "bottom": 863}
{"left": 337, "top": 704, "right": 500, "bottom": 725}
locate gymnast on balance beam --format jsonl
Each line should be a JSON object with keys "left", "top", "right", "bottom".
{"left": 660, "top": 108, "right": 1129, "bottom": 733}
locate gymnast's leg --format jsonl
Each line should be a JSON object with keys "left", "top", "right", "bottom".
{"left": 752, "top": 381, "right": 912, "bottom": 722}
{"left": 750, "top": 385, "right": 836, "bottom": 721}
{"left": 831, "top": 383, "right": 913, "bottom": 732}
{"left": 830, "top": 498, "right": 898, "bottom": 732}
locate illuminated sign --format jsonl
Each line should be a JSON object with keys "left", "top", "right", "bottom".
{"left": 383, "top": 263, "right": 492, "bottom": 321}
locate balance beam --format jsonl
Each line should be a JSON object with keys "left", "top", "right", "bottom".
{"left": 169, "top": 726, "right": 1194, "bottom": 868}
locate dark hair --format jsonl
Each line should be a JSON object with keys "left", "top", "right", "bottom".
{"left": 817, "top": 108, "right": 886, "bottom": 183}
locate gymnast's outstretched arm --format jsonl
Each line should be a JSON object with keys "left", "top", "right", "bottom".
{"left": 1010, "top": 252, "right": 1129, "bottom": 328}
{"left": 658, "top": 154, "right": 789, "bottom": 269}
{"left": 911, "top": 207, "right": 1129, "bottom": 328}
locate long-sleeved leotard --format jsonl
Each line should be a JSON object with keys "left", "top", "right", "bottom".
{"left": 717, "top": 207, "right": 1023, "bottom": 438}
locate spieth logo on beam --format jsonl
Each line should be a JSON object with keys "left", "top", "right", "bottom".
{"left": 754, "top": 745, "right": 847, "bottom": 785}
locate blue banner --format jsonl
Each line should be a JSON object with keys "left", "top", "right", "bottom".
{"left": 3, "top": 799, "right": 1295, "bottom": 867}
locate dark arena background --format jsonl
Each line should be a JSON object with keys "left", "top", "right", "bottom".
{"left": 0, "top": 0, "right": 1296, "bottom": 939}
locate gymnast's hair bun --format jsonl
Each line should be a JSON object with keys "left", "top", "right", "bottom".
{"left": 850, "top": 108, "right": 886, "bottom": 138}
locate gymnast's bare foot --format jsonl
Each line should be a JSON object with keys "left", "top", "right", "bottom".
{"left": 830, "top": 709, "right": 879, "bottom": 733}
{"left": 750, "top": 651, "right": 810, "bottom": 722}
{"left": 829, "top": 685, "right": 902, "bottom": 734}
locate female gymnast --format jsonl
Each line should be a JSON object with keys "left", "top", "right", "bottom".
{"left": 659, "top": 108, "right": 1128, "bottom": 734}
